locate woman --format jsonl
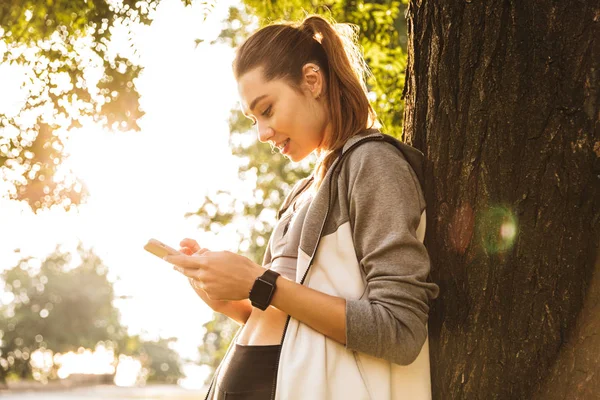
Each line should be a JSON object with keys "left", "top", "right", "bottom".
{"left": 165, "top": 15, "right": 439, "bottom": 400}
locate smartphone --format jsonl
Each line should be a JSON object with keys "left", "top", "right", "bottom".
{"left": 144, "top": 238, "right": 182, "bottom": 259}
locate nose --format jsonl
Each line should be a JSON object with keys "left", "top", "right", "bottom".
{"left": 256, "top": 121, "right": 274, "bottom": 143}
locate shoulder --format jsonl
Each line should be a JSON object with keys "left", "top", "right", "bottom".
{"left": 341, "top": 139, "right": 411, "bottom": 175}
{"left": 339, "top": 138, "right": 426, "bottom": 211}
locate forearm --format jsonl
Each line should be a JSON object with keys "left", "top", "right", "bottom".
{"left": 189, "top": 280, "right": 252, "bottom": 325}
{"left": 270, "top": 276, "right": 347, "bottom": 345}
{"left": 214, "top": 299, "right": 253, "bottom": 326}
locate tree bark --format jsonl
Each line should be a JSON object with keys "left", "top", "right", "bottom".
{"left": 404, "top": 1, "right": 600, "bottom": 399}
{"left": 533, "top": 241, "right": 600, "bottom": 399}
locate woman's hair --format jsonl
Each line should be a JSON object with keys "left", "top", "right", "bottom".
{"left": 233, "top": 15, "right": 378, "bottom": 191}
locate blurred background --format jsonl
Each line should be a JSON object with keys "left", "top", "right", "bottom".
{"left": 0, "top": 0, "right": 408, "bottom": 398}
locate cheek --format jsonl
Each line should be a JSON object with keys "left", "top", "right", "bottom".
{"left": 278, "top": 104, "right": 303, "bottom": 132}
{"left": 306, "top": 105, "right": 327, "bottom": 138}
{"left": 275, "top": 96, "right": 323, "bottom": 142}
{"left": 297, "top": 101, "right": 323, "bottom": 132}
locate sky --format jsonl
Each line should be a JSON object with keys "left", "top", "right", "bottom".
{"left": 0, "top": 0, "right": 258, "bottom": 386}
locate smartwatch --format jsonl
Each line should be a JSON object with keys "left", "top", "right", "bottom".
{"left": 249, "top": 269, "right": 280, "bottom": 310}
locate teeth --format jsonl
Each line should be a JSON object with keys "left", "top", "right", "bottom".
{"left": 279, "top": 139, "right": 289, "bottom": 150}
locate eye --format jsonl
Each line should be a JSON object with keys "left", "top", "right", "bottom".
{"left": 261, "top": 105, "right": 272, "bottom": 117}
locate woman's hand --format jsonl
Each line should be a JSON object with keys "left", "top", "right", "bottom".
{"left": 177, "top": 238, "right": 231, "bottom": 311}
{"left": 171, "top": 239, "right": 265, "bottom": 302}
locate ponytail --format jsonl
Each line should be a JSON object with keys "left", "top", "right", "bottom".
{"left": 299, "top": 16, "right": 377, "bottom": 189}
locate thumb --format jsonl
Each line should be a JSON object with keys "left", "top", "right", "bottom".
{"left": 180, "top": 238, "right": 201, "bottom": 252}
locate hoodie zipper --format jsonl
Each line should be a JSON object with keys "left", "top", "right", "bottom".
{"left": 269, "top": 133, "right": 383, "bottom": 400}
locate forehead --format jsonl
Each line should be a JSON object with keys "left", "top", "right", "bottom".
{"left": 237, "top": 67, "right": 290, "bottom": 114}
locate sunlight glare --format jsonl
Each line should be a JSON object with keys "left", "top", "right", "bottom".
{"left": 115, "top": 354, "right": 142, "bottom": 387}
{"left": 55, "top": 344, "right": 116, "bottom": 379}
{"left": 178, "top": 363, "right": 211, "bottom": 390}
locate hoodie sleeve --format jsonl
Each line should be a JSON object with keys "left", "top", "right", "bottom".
{"left": 343, "top": 141, "right": 440, "bottom": 365}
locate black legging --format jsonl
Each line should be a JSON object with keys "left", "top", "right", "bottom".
{"left": 213, "top": 343, "right": 282, "bottom": 399}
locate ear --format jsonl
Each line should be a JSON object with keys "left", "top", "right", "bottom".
{"left": 301, "top": 63, "right": 324, "bottom": 99}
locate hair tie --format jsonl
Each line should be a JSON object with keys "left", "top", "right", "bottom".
{"left": 299, "top": 21, "right": 323, "bottom": 44}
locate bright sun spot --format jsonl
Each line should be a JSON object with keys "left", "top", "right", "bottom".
{"left": 54, "top": 345, "right": 116, "bottom": 379}
{"left": 114, "top": 355, "right": 143, "bottom": 387}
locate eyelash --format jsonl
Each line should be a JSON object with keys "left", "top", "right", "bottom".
{"left": 262, "top": 106, "right": 272, "bottom": 117}
{"left": 251, "top": 106, "right": 272, "bottom": 126}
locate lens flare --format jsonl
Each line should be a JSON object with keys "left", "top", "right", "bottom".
{"left": 477, "top": 206, "right": 518, "bottom": 254}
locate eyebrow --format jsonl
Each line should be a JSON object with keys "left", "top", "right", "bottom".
{"left": 243, "top": 94, "right": 268, "bottom": 117}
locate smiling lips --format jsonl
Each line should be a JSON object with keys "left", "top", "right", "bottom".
{"left": 276, "top": 138, "right": 290, "bottom": 150}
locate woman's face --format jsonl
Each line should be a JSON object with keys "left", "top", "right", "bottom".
{"left": 237, "top": 65, "right": 330, "bottom": 162}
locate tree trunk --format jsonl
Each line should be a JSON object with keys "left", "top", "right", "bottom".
{"left": 403, "top": 1, "right": 600, "bottom": 399}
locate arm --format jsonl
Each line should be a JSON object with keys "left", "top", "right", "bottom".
{"left": 188, "top": 278, "right": 253, "bottom": 326}
{"left": 269, "top": 276, "right": 347, "bottom": 345}
{"left": 343, "top": 142, "right": 440, "bottom": 365}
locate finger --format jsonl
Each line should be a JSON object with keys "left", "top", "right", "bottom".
{"left": 180, "top": 238, "right": 200, "bottom": 252}
{"left": 173, "top": 266, "right": 197, "bottom": 278}
{"left": 164, "top": 254, "right": 205, "bottom": 269}
{"left": 194, "top": 248, "right": 210, "bottom": 255}
{"left": 180, "top": 238, "right": 199, "bottom": 249}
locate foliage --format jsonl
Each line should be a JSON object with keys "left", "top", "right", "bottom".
{"left": 0, "top": 245, "right": 127, "bottom": 382}
{"left": 0, "top": 0, "right": 215, "bottom": 212}
{"left": 0, "top": 245, "right": 183, "bottom": 385}
{"left": 137, "top": 337, "right": 184, "bottom": 384}
{"left": 209, "top": 4, "right": 257, "bottom": 48}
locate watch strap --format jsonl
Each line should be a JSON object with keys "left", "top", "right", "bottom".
{"left": 259, "top": 269, "right": 280, "bottom": 285}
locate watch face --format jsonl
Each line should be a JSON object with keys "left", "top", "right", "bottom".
{"left": 252, "top": 278, "right": 275, "bottom": 305}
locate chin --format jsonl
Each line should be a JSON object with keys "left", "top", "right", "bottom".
{"left": 287, "top": 151, "right": 309, "bottom": 162}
